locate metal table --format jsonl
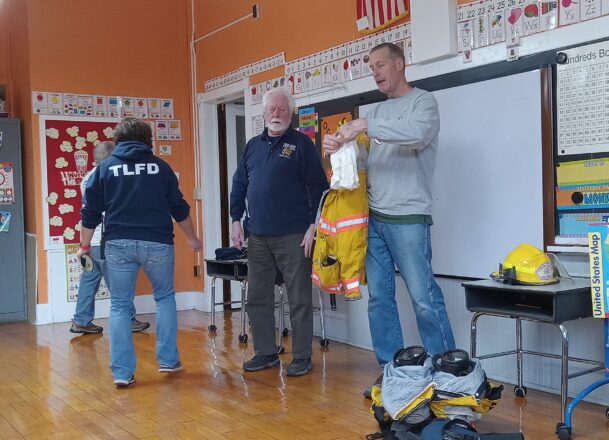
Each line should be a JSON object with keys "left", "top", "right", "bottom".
{"left": 204, "top": 258, "right": 329, "bottom": 351}
{"left": 205, "top": 259, "right": 249, "bottom": 342}
{"left": 462, "top": 278, "right": 604, "bottom": 438}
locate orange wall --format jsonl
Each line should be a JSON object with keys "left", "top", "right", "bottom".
{"left": 0, "top": 1, "right": 9, "bottom": 87}
{"left": 193, "top": 0, "right": 409, "bottom": 88}
{"left": 9, "top": 0, "right": 202, "bottom": 303}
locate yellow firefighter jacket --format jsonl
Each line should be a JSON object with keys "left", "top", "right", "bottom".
{"left": 312, "top": 170, "right": 368, "bottom": 300}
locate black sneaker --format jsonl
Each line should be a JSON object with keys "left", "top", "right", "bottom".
{"left": 363, "top": 373, "right": 384, "bottom": 399}
{"left": 287, "top": 357, "right": 312, "bottom": 377}
{"left": 243, "top": 354, "right": 280, "bottom": 372}
{"left": 114, "top": 375, "right": 135, "bottom": 388}
{"left": 131, "top": 318, "right": 151, "bottom": 333}
{"left": 70, "top": 320, "right": 103, "bottom": 334}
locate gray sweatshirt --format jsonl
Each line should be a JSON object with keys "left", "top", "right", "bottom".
{"left": 366, "top": 87, "right": 440, "bottom": 216}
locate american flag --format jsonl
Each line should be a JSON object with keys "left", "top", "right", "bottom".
{"left": 356, "top": 0, "right": 410, "bottom": 33}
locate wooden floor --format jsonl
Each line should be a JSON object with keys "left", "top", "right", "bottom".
{"left": 0, "top": 310, "right": 607, "bottom": 440}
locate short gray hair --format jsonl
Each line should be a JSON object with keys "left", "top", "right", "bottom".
{"left": 93, "top": 141, "right": 115, "bottom": 164}
{"left": 262, "top": 87, "right": 295, "bottom": 114}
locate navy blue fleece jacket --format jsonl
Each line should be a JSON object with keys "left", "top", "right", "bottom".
{"left": 230, "top": 127, "right": 328, "bottom": 236}
{"left": 81, "top": 141, "right": 190, "bottom": 244}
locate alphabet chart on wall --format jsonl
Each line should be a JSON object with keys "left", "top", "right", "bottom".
{"left": 65, "top": 244, "right": 110, "bottom": 302}
{"left": 556, "top": 40, "right": 609, "bottom": 156}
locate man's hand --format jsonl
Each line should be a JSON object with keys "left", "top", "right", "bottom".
{"left": 322, "top": 133, "right": 344, "bottom": 157}
{"left": 301, "top": 224, "right": 316, "bottom": 258}
{"left": 76, "top": 246, "right": 90, "bottom": 260}
{"left": 337, "top": 118, "right": 368, "bottom": 142}
{"left": 231, "top": 221, "right": 245, "bottom": 250}
{"left": 322, "top": 118, "right": 368, "bottom": 157}
{"left": 188, "top": 237, "right": 203, "bottom": 252}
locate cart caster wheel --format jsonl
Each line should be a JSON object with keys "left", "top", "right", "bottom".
{"left": 238, "top": 334, "right": 248, "bottom": 343}
{"left": 514, "top": 386, "right": 528, "bottom": 398}
{"left": 320, "top": 339, "right": 330, "bottom": 348}
{"left": 605, "top": 407, "right": 609, "bottom": 419}
{"left": 555, "top": 423, "right": 571, "bottom": 440}
{"left": 282, "top": 328, "right": 289, "bottom": 337}
{"left": 208, "top": 324, "right": 217, "bottom": 332}
{"left": 277, "top": 346, "right": 285, "bottom": 354}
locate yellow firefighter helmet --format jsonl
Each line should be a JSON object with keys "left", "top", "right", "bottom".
{"left": 490, "top": 243, "right": 560, "bottom": 285}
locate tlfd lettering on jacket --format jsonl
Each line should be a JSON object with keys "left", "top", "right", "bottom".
{"left": 109, "top": 163, "right": 159, "bottom": 176}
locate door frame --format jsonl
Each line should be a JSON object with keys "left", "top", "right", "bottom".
{"left": 223, "top": 103, "right": 246, "bottom": 305}
{"left": 198, "top": 80, "right": 255, "bottom": 311}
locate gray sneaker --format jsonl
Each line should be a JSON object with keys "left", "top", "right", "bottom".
{"left": 287, "top": 358, "right": 312, "bottom": 377}
{"left": 70, "top": 320, "right": 103, "bottom": 334}
{"left": 114, "top": 375, "right": 135, "bottom": 388}
{"left": 159, "top": 361, "right": 183, "bottom": 373}
{"left": 131, "top": 318, "right": 150, "bottom": 333}
{"left": 243, "top": 354, "right": 280, "bottom": 372}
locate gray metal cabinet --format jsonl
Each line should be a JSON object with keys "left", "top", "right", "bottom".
{"left": 0, "top": 118, "right": 26, "bottom": 322}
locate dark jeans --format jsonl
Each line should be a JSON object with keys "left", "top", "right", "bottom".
{"left": 247, "top": 233, "right": 313, "bottom": 359}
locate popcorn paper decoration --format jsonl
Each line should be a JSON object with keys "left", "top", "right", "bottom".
{"left": 66, "top": 126, "right": 79, "bottom": 137}
{"left": 46, "top": 192, "right": 58, "bottom": 205}
{"left": 63, "top": 227, "right": 75, "bottom": 240}
{"left": 46, "top": 128, "right": 59, "bottom": 139}
{"left": 58, "top": 204, "right": 74, "bottom": 214}
{"left": 64, "top": 188, "right": 77, "bottom": 198}
{"left": 55, "top": 157, "right": 69, "bottom": 169}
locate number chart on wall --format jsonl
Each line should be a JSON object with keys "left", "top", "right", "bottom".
{"left": 555, "top": 40, "right": 609, "bottom": 244}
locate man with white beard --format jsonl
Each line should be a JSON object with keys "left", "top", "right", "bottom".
{"left": 230, "top": 88, "right": 328, "bottom": 377}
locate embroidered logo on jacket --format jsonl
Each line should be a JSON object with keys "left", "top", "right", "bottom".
{"left": 109, "top": 163, "right": 159, "bottom": 176}
{"left": 279, "top": 143, "right": 296, "bottom": 158}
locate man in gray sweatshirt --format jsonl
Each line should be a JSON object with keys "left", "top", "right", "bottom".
{"left": 322, "top": 43, "right": 455, "bottom": 397}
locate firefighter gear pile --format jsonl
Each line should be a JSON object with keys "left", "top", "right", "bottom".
{"left": 368, "top": 348, "right": 506, "bottom": 440}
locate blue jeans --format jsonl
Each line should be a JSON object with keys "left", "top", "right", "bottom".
{"left": 366, "top": 217, "right": 455, "bottom": 366}
{"left": 73, "top": 246, "right": 136, "bottom": 326}
{"left": 105, "top": 239, "right": 179, "bottom": 380}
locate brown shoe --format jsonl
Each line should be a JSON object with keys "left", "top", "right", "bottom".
{"left": 70, "top": 320, "right": 103, "bottom": 334}
{"left": 131, "top": 318, "right": 151, "bottom": 333}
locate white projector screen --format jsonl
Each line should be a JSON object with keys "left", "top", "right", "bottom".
{"left": 359, "top": 70, "right": 544, "bottom": 278}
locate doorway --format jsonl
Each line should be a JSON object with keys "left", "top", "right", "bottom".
{"left": 219, "top": 102, "right": 246, "bottom": 308}
{"left": 198, "top": 82, "right": 248, "bottom": 313}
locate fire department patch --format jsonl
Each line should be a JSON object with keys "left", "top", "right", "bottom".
{"left": 279, "top": 143, "right": 296, "bottom": 158}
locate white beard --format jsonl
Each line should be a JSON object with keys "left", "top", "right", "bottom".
{"left": 267, "top": 119, "right": 289, "bottom": 133}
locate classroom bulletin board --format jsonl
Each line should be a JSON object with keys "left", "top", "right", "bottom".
{"left": 555, "top": 40, "right": 609, "bottom": 244}
{"left": 41, "top": 118, "right": 118, "bottom": 249}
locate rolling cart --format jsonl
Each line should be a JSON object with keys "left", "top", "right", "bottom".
{"left": 205, "top": 258, "right": 330, "bottom": 351}
{"left": 205, "top": 259, "right": 249, "bottom": 341}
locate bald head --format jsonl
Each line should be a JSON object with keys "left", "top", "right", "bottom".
{"left": 93, "top": 141, "right": 115, "bottom": 165}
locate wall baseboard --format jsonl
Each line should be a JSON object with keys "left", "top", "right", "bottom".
{"left": 35, "top": 303, "right": 52, "bottom": 325}
{"left": 36, "top": 291, "right": 206, "bottom": 325}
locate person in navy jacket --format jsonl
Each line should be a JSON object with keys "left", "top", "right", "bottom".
{"left": 78, "top": 118, "right": 202, "bottom": 387}
{"left": 230, "top": 88, "right": 328, "bottom": 377}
